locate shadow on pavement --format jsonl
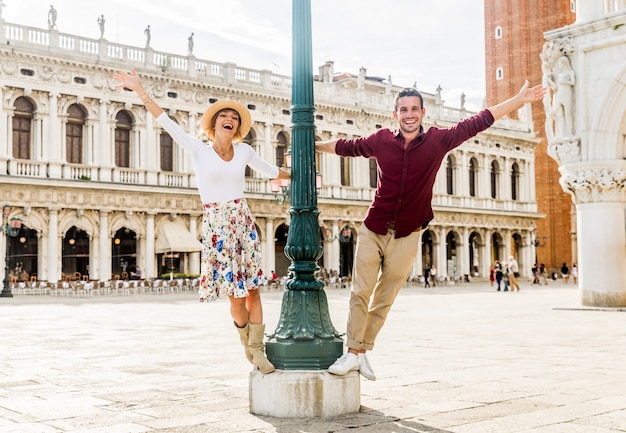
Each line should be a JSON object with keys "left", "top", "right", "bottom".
{"left": 259, "top": 407, "right": 454, "bottom": 433}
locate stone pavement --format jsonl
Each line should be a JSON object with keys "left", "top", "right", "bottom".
{"left": 0, "top": 280, "right": 625, "bottom": 433}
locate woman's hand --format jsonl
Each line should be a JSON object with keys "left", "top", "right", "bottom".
{"left": 113, "top": 68, "right": 164, "bottom": 117}
{"left": 113, "top": 68, "right": 143, "bottom": 92}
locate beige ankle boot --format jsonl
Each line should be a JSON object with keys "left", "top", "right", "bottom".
{"left": 234, "top": 322, "right": 253, "bottom": 364}
{"left": 248, "top": 323, "right": 275, "bottom": 374}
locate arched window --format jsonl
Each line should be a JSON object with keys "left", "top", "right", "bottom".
{"left": 469, "top": 157, "right": 478, "bottom": 197}
{"left": 496, "top": 67, "right": 504, "bottom": 80}
{"left": 13, "top": 96, "right": 34, "bottom": 160}
{"left": 160, "top": 129, "right": 173, "bottom": 171}
{"left": 340, "top": 156, "right": 351, "bottom": 186}
{"left": 511, "top": 163, "right": 520, "bottom": 201}
{"left": 495, "top": 26, "right": 503, "bottom": 39}
{"left": 446, "top": 155, "right": 455, "bottom": 195}
{"left": 276, "top": 131, "right": 289, "bottom": 168}
{"left": 66, "top": 104, "right": 86, "bottom": 164}
{"left": 368, "top": 158, "right": 377, "bottom": 188}
{"left": 490, "top": 160, "right": 499, "bottom": 199}
{"left": 115, "top": 111, "right": 132, "bottom": 168}
{"left": 63, "top": 226, "right": 90, "bottom": 279}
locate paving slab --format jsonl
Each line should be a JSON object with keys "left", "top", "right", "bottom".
{"left": 0, "top": 281, "right": 624, "bottom": 432}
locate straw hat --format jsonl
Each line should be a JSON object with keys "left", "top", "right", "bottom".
{"left": 201, "top": 99, "right": 252, "bottom": 142}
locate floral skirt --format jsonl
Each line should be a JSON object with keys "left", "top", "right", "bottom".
{"left": 198, "top": 198, "right": 265, "bottom": 302}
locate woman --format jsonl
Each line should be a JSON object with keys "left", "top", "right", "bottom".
{"left": 494, "top": 260, "right": 503, "bottom": 291}
{"left": 561, "top": 262, "right": 570, "bottom": 284}
{"left": 114, "top": 68, "right": 290, "bottom": 374}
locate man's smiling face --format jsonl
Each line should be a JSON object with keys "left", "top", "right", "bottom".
{"left": 393, "top": 95, "right": 425, "bottom": 135}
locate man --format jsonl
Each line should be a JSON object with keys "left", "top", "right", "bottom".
{"left": 316, "top": 81, "right": 545, "bottom": 381}
{"left": 507, "top": 255, "right": 521, "bottom": 292}
{"left": 130, "top": 265, "right": 142, "bottom": 280}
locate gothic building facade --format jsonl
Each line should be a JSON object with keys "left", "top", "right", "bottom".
{"left": 0, "top": 17, "right": 540, "bottom": 285}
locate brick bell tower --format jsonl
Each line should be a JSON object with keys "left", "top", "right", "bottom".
{"left": 484, "top": 0, "right": 576, "bottom": 272}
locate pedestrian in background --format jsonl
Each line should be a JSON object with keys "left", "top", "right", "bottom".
{"left": 507, "top": 256, "right": 521, "bottom": 292}
{"left": 494, "top": 260, "right": 503, "bottom": 291}
{"left": 423, "top": 263, "right": 431, "bottom": 288}
{"left": 561, "top": 262, "right": 570, "bottom": 284}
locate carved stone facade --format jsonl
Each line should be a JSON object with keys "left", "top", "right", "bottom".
{"left": 0, "top": 18, "right": 540, "bottom": 285}
{"left": 544, "top": 1, "right": 626, "bottom": 306}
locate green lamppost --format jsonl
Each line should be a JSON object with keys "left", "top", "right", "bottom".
{"left": 265, "top": 0, "right": 343, "bottom": 369}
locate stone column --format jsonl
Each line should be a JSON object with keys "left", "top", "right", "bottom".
{"left": 145, "top": 213, "right": 155, "bottom": 279}
{"left": 188, "top": 216, "right": 199, "bottom": 276}
{"left": 99, "top": 99, "right": 113, "bottom": 182}
{"left": 459, "top": 227, "right": 468, "bottom": 278}
{"left": 144, "top": 108, "right": 157, "bottom": 185}
{"left": 47, "top": 92, "right": 62, "bottom": 178}
{"left": 559, "top": 162, "right": 626, "bottom": 306}
{"left": 575, "top": 0, "right": 605, "bottom": 22}
{"left": 264, "top": 122, "right": 273, "bottom": 164}
{"left": 47, "top": 208, "right": 58, "bottom": 282}
{"left": 0, "top": 86, "right": 7, "bottom": 172}
{"left": 483, "top": 229, "right": 492, "bottom": 278}
{"left": 99, "top": 211, "right": 111, "bottom": 280}
{"left": 438, "top": 226, "right": 447, "bottom": 279}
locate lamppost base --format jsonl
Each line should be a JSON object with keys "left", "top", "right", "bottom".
{"left": 249, "top": 369, "right": 360, "bottom": 417}
{"left": 0, "top": 289, "right": 14, "bottom": 298}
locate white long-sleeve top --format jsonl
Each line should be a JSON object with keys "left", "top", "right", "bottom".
{"left": 156, "top": 113, "right": 279, "bottom": 203}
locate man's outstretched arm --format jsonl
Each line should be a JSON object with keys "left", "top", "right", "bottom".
{"left": 315, "top": 139, "right": 338, "bottom": 154}
{"left": 487, "top": 80, "right": 546, "bottom": 121}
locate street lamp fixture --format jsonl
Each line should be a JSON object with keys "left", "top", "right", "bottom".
{"left": 264, "top": 0, "right": 343, "bottom": 371}
{"left": 1, "top": 204, "right": 23, "bottom": 298}
{"left": 530, "top": 228, "right": 548, "bottom": 248}
{"left": 530, "top": 229, "right": 548, "bottom": 264}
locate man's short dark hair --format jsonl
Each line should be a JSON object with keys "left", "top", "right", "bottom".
{"left": 394, "top": 88, "right": 424, "bottom": 111}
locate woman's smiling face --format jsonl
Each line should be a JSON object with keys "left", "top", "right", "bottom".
{"left": 212, "top": 109, "right": 241, "bottom": 137}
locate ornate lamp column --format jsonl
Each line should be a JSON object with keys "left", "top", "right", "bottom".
{"left": 250, "top": 1, "right": 359, "bottom": 417}
{"left": 265, "top": 0, "right": 343, "bottom": 369}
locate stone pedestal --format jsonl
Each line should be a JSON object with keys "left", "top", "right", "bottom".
{"left": 249, "top": 370, "right": 360, "bottom": 418}
{"left": 577, "top": 201, "right": 626, "bottom": 306}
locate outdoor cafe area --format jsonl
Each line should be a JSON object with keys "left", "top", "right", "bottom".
{"left": 8, "top": 277, "right": 201, "bottom": 297}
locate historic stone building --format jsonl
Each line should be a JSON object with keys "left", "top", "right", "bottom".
{"left": 0, "top": 16, "right": 540, "bottom": 286}
{"left": 484, "top": 0, "right": 577, "bottom": 273}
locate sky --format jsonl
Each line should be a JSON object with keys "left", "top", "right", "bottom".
{"left": 2, "top": 0, "right": 486, "bottom": 111}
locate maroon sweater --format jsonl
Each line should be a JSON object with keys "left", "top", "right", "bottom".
{"left": 336, "top": 109, "right": 495, "bottom": 238}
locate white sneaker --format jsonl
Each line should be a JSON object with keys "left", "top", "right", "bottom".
{"left": 358, "top": 353, "right": 376, "bottom": 381}
{"left": 328, "top": 353, "right": 359, "bottom": 376}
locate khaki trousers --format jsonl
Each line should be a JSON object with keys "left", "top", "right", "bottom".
{"left": 346, "top": 224, "right": 420, "bottom": 351}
